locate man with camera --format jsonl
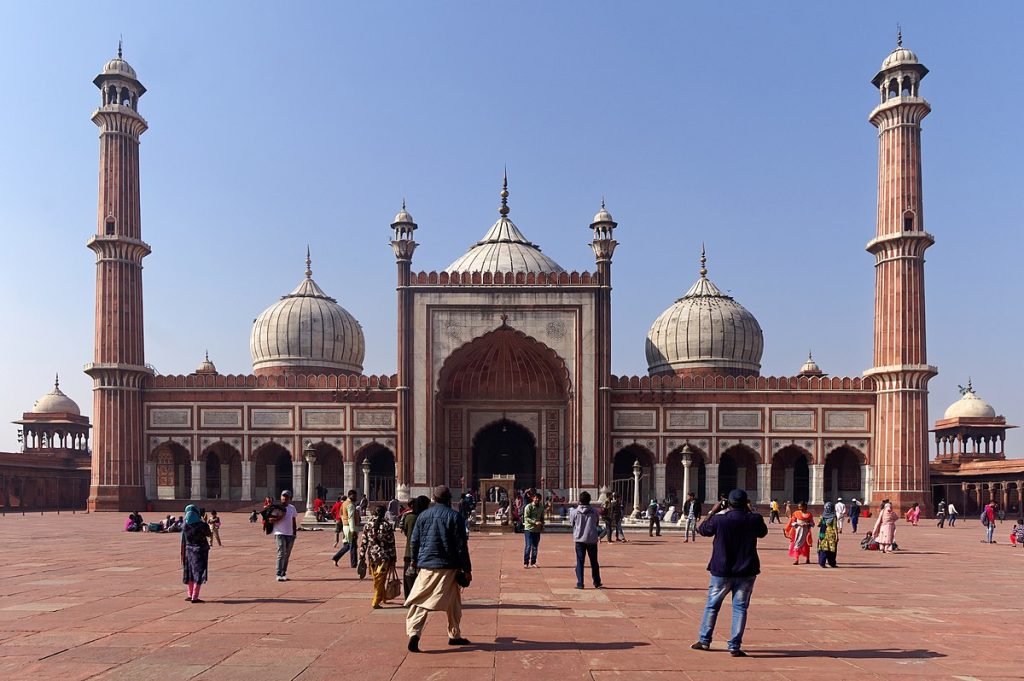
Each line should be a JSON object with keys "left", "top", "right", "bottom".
{"left": 690, "top": 488, "right": 767, "bottom": 657}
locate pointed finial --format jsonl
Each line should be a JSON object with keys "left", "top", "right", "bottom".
{"left": 896, "top": 24, "right": 902, "bottom": 48}
{"left": 699, "top": 243, "right": 707, "bottom": 278}
{"left": 968, "top": 376, "right": 973, "bottom": 393}
{"left": 305, "top": 246, "right": 312, "bottom": 279}
{"left": 118, "top": 36, "right": 123, "bottom": 59}
{"left": 54, "top": 373, "right": 60, "bottom": 390}
{"left": 808, "top": 350, "right": 814, "bottom": 361}
{"left": 499, "top": 168, "right": 510, "bottom": 217}
{"left": 402, "top": 198, "right": 407, "bottom": 211}
{"left": 601, "top": 196, "right": 606, "bottom": 210}
{"left": 204, "top": 349, "right": 210, "bottom": 362}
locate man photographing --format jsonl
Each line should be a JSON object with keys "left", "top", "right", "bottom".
{"left": 690, "top": 488, "right": 767, "bottom": 657}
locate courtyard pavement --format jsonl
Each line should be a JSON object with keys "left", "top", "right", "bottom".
{"left": 0, "top": 510, "right": 1018, "bottom": 680}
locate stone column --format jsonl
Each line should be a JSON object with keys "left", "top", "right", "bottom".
{"left": 654, "top": 463, "right": 666, "bottom": 502}
{"left": 757, "top": 464, "right": 772, "bottom": 505}
{"left": 810, "top": 464, "right": 824, "bottom": 506}
{"left": 220, "top": 464, "right": 230, "bottom": 500}
{"left": 861, "top": 464, "right": 872, "bottom": 504}
{"left": 632, "top": 460, "right": 642, "bottom": 518}
{"left": 705, "top": 463, "right": 719, "bottom": 502}
{"left": 241, "top": 461, "right": 252, "bottom": 501}
{"left": 292, "top": 461, "right": 305, "bottom": 502}
{"left": 144, "top": 462, "right": 156, "bottom": 500}
{"left": 682, "top": 456, "right": 692, "bottom": 497}
{"left": 344, "top": 461, "right": 355, "bottom": 494}
{"left": 362, "top": 459, "right": 371, "bottom": 500}
{"left": 303, "top": 451, "right": 318, "bottom": 522}
{"left": 190, "top": 461, "right": 203, "bottom": 500}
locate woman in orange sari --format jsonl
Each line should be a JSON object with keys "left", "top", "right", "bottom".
{"left": 784, "top": 502, "right": 814, "bottom": 565}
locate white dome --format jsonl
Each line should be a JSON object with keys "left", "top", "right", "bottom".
{"left": 250, "top": 258, "right": 365, "bottom": 376}
{"left": 447, "top": 216, "right": 564, "bottom": 274}
{"left": 31, "top": 376, "right": 81, "bottom": 416}
{"left": 102, "top": 56, "right": 138, "bottom": 80}
{"left": 195, "top": 352, "right": 218, "bottom": 375}
{"left": 799, "top": 352, "right": 823, "bottom": 377}
{"left": 646, "top": 261, "right": 763, "bottom": 377}
{"left": 881, "top": 47, "right": 919, "bottom": 70}
{"left": 943, "top": 386, "right": 997, "bottom": 420}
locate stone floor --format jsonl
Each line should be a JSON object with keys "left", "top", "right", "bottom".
{"left": 0, "top": 511, "right": 1019, "bottom": 680}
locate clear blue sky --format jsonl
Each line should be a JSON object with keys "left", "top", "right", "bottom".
{"left": 1, "top": 3, "right": 1021, "bottom": 454}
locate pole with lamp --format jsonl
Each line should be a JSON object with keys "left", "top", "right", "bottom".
{"left": 361, "top": 457, "right": 371, "bottom": 502}
{"left": 302, "top": 444, "right": 318, "bottom": 523}
{"left": 632, "top": 459, "right": 643, "bottom": 519}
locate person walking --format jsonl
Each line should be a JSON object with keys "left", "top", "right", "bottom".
{"left": 569, "top": 491, "right": 603, "bottom": 589}
{"left": 848, "top": 498, "right": 861, "bottom": 533}
{"left": 613, "top": 493, "right": 627, "bottom": 541}
{"left": 207, "top": 510, "right": 222, "bottom": 547}
{"left": 602, "top": 494, "right": 616, "bottom": 543}
{"left": 522, "top": 491, "right": 545, "bottom": 567}
{"left": 947, "top": 501, "right": 959, "bottom": 527}
{"left": 817, "top": 502, "right": 839, "bottom": 568}
{"left": 834, "top": 498, "right": 847, "bottom": 534}
{"left": 683, "top": 492, "right": 700, "bottom": 542}
{"left": 330, "top": 494, "right": 345, "bottom": 547}
{"left": 783, "top": 500, "right": 792, "bottom": 517}
{"left": 648, "top": 499, "right": 661, "bottom": 537}
{"left": 690, "top": 489, "right": 767, "bottom": 657}
{"left": 936, "top": 500, "right": 946, "bottom": 528}
{"left": 405, "top": 486, "right": 472, "bottom": 653}
{"left": 982, "top": 501, "right": 998, "bottom": 543}
{"left": 331, "top": 490, "right": 361, "bottom": 568}
{"left": 768, "top": 499, "right": 780, "bottom": 525}
{"left": 906, "top": 503, "right": 921, "bottom": 526}
{"left": 872, "top": 501, "right": 899, "bottom": 553}
{"left": 271, "top": 491, "right": 298, "bottom": 581}
{"left": 360, "top": 505, "right": 398, "bottom": 609}
{"left": 181, "top": 504, "right": 212, "bottom": 603}
{"left": 784, "top": 502, "right": 814, "bottom": 565}
{"left": 401, "top": 495, "right": 430, "bottom": 597}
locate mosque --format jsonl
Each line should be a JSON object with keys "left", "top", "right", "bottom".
{"left": 6, "top": 39, "right": 1020, "bottom": 516}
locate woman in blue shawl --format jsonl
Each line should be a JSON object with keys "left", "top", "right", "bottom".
{"left": 181, "top": 504, "right": 212, "bottom": 602}
{"left": 817, "top": 502, "right": 839, "bottom": 568}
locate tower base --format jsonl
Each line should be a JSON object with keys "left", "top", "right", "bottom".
{"left": 88, "top": 485, "right": 147, "bottom": 512}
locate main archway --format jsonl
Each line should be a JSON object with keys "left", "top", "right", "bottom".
{"left": 719, "top": 445, "right": 759, "bottom": 498}
{"left": 472, "top": 420, "right": 537, "bottom": 492}
{"left": 437, "top": 324, "right": 570, "bottom": 494}
{"left": 771, "top": 446, "right": 812, "bottom": 505}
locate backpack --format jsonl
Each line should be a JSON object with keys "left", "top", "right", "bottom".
{"left": 980, "top": 509, "right": 990, "bottom": 526}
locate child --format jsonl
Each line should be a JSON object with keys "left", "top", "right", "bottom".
{"left": 1011, "top": 519, "right": 1024, "bottom": 547}
{"left": 208, "top": 510, "right": 222, "bottom": 547}
{"left": 249, "top": 510, "right": 259, "bottom": 523}
{"left": 861, "top": 531, "right": 880, "bottom": 551}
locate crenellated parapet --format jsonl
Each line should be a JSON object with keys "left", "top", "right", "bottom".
{"left": 610, "top": 374, "right": 875, "bottom": 393}
{"left": 408, "top": 270, "right": 601, "bottom": 287}
{"left": 147, "top": 372, "right": 398, "bottom": 390}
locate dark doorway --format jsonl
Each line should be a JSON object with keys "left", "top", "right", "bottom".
{"left": 719, "top": 455, "right": 737, "bottom": 497}
{"left": 274, "top": 452, "right": 293, "bottom": 496}
{"left": 205, "top": 452, "right": 221, "bottom": 499}
{"left": 472, "top": 420, "right": 536, "bottom": 491}
{"left": 793, "top": 455, "right": 809, "bottom": 505}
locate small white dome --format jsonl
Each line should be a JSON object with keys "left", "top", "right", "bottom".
{"left": 250, "top": 256, "right": 365, "bottom": 376}
{"left": 31, "top": 376, "right": 81, "bottom": 416}
{"left": 881, "top": 46, "right": 919, "bottom": 70}
{"left": 592, "top": 202, "right": 615, "bottom": 225}
{"left": 195, "top": 352, "right": 218, "bottom": 375}
{"left": 646, "top": 255, "right": 763, "bottom": 377}
{"left": 799, "top": 352, "right": 823, "bottom": 377}
{"left": 393, "top": 204, "right": 415, "bottom": 225}
{"left": 102, "top": 57, "right": 138, "bottom": 80}
{"left": 944, "top": 385, "right": 997, "bottom": 419}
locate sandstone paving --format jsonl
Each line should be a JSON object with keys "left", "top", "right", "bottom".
{"left": 0, "top": 512, "right": 1019, "bottom": 679}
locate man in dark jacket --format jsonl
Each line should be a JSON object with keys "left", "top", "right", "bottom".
{"left": 404, "top": 485, "right": 472, "bottom": 652}
{"left": 690, "top": 488, "right": 768, "bottom": 657}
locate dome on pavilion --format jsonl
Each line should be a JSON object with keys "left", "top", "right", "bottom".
{"left": 943, "top": 382, "right": 997, "bottom": 420}
{"left": 31, "top": 376, "right": 81, "bottom": 416}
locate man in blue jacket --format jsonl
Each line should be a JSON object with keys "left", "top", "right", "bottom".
{"left": 690, "top": 488, "right": 767, "bottom": 657}
{"left": 404, "top": 485, "right": 472, "bottom": 653}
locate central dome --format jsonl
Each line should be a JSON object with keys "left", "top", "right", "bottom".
{"left": 446, "top": 175, "right": 564, "bottom": 275}
{"left": 250, "top": 252, "right": 365, "bottom": 377}
{"left": 646, "top": 251, "right": 763, "bottom": 377}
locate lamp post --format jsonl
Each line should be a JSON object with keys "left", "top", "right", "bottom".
{"left": 303, "top": 444, "right": 317, "bottom": 523}
{"left": 361, "top": 458, "right": 371, "bottom": 501}
{"left": 632, "top": 459, "right": 642, "bottom": 519}
{"left": 681, "top": 443, "right": 693, "bottom": 498}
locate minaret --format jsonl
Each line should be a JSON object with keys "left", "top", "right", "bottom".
{"left": 590, "top": 200, "right": 617, "bottom": 495}
{"left": 865, "top": 32, "right": 937, "bottom": 513}
{"left": 85, "top": 44, "right": 151, "bottom": 511}
{"left": 391, "top": 200, "right": 418, "bottom": 501}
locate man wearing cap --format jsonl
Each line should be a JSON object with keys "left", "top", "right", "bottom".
{"left": 690, "top": 488, "right": 767, "bottom": 657}
{"left": 405, "top": 485, "right": 472, "bottom": 653}
{"left": 835, "top": 497, "right": 847, "bottom": 534}
{"left": 272, "top": 490, "right": 298, "bottom": 582}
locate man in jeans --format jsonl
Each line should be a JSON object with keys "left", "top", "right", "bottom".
{"left": 983, "top": 501, "right": 998, "bottom": 543}
{"left": 569, "top": 491, "right": 603, "bottom": 589}
{"left": 331, "top": 490, "right": 360, "bottom": 567}
{"left": 691, "top": 488, "right": 767, "bottom": 657}
{"left": 272, "top": 490, "right": 298, "bottom": 582}
{"left": 682, "top": 492, "right": 700, "bottom": 543}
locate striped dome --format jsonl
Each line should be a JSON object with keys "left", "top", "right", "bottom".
{"left": 446, "top": 216, "right": 564, "bottom": 275}
{"left": 646, "top": 262, "right": 763, "bottom": 377}
{"left": 250, "top": 255, "right": 364, "bottom": 376}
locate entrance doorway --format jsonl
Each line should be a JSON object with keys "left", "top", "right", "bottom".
{"left": 472, "top": 420, "right": 537, "bottom": 492}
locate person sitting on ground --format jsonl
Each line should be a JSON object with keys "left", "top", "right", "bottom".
{"left": 125, "top": 511, "right": 144, "bottom": 532}
{"left": 1011, "top": 519, "right": 1024, "bottom": 547}
{"left": 861, "top": 531, "right": 880, "bottom": 551}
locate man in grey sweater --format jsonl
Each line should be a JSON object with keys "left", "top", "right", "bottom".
{"left": 569, "top": 491, "right": 603, "bottom": 589}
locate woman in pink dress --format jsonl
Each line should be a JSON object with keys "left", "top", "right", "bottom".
{"left": 905, "top": 503, "right": 921, "bottom": 526}
{"left": 872, "top": 502, "right": 899, "bottom": 553}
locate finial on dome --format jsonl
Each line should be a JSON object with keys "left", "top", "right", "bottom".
{"left": 54, "top": 373, "right": 60, "bottom": 390}
{"left": 699, "top": 243, "right": 708, "bottom": 278}
{"left": 118, "top": 36, "right": 123, "bottom": 59}
{"left": 305, "top": 246, "right": 312, "bottom": 279}
{"left": 896, "top": 24, "right": 902, "bottom": 48}
{"left": 601, "top": 196, "right": 606, "bottom": 210}
{"left": 957, "top": 377, "right": 975, "bottom": 396}
{"left": 204, "top": 349, "right": 210, "bottom": 362}
{"left": 499, "top": 168, "right": 510, "bottom": 217}
{"left": 402, "top": 198, "right": 407, "bottom": 211}
{"left": 808, "top": 350, "right": 814, "bottom": 361}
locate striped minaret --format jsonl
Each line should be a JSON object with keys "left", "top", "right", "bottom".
{"left": 85, "top": 44, "right": 152, "bottom": 511}
{"left": 865, "top": 33, "right": 938, "bottom": 514}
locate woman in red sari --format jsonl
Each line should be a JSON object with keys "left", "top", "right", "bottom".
{"left": 784, "top": 502, "right": 814, "bottom": 565}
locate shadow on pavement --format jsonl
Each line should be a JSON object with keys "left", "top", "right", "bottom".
{"left": 422, "top": 637, "right": 651, "bottom": 653}
{"left": 216, "top": 598, "right": 325, "bottom": 604}
{"left": 751, "top": 648, "right": 946, "bottom": 659}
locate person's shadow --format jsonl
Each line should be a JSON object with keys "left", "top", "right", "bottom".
{"left": 435, "top": 637, "right": 650, "bottom": 653}
{"left": 751, "top": 648, "right": 945, "bottom": 659}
